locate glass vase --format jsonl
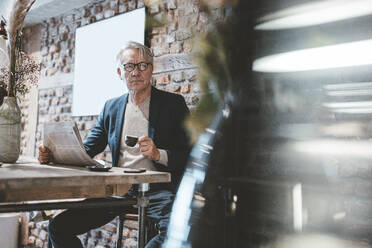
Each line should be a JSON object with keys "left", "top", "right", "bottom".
{"left": 0, "top": 97, "right": 21, "bottom": 163}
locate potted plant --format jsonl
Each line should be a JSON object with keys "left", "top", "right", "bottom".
{"left": 0, "top": 0, "right": 39, "bottom": 163}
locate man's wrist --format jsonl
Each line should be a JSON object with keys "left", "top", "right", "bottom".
{"left": 153, "top": 149, "right": 160, "bottom": 161}
{"left": 154, "top": 149, "right": 168, "bottom": 166}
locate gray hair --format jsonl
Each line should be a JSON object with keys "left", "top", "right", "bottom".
{"left": 116, "top": 41, "right": 154, "bottom": 67}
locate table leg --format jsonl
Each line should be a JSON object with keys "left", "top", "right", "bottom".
{"left": 137, "top": 183, "right": 149, "bottom": 248}
{"left": 116, "top": 214, "right": 124, "bottom": 248}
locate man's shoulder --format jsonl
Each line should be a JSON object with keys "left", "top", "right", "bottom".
{"left": 104, "top": 94, "right": 127, "bottom": 108}
{"left": 153, "top": 87, "right": 185, "bottom": 104}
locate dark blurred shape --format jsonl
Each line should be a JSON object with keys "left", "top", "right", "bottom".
{"left": 0, "top": 16, "right": 7, "bottom": 40}
{"left": 0, "top": 86, "right": 7, "bottom": 105}
{"left": 164, "top": 0, "right": 372, "bottom": 248}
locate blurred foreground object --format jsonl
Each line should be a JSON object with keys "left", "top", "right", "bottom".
{"left": 164, "top": 0, "right": 372, "bottom": 247}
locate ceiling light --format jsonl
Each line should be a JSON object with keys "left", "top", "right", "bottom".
{"left": 253, "top": 39, "right": 372, "bottom": 72}
{"left": 255, "top": 0, "right": 372, "bottom": 30}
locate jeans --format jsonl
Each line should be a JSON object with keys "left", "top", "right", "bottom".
{"left": 48, "top": 189, "right": 175, "bottom": 248}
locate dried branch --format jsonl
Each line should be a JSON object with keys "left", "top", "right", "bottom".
{"left": 1, "top": 0, "right": 36, "bottom": 97}
{"left": 0, "top": 52, "right": 40, "bottom": 97}
{"left": 7, "top": 0, "right": 36, "bottom": 49}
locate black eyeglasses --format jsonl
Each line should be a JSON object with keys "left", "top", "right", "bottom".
{"left": 121, "top": 62, "right": 152, "bottom": 72}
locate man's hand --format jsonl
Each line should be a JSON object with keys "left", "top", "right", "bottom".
{"left": 138, "top": 136, "right": 160, "bottom": 161}
{"left": 38, "top": 145, "right": 52, "bottom": 164}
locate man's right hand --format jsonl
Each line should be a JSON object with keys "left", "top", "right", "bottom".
{"left": 38, "top": 145, "right": 52, "bottom": 164}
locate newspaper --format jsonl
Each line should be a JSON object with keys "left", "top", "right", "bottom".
{"left": 43, "top": 121, "right": 105, "bottom": 167}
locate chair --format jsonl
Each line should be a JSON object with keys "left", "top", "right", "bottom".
{"left": 116, "top": 214, "right": 158, "bottom": 248}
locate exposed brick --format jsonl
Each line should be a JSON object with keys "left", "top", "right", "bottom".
{"left": 119, "top": 4, "right": 128, "bottom": 13}
{"left": 170, "top": 42, "right": 182, "bottom": 53}
{"left": 168, "top": 9, "right": 175, "bottom": 22}
{"left": 60, "top": 32, "right": 69, "bottom": 41}
{"left": 181, "top": 84, "right": 191, "bottom": 94}
{"left": 179, "top": 15, "right": 193, "bottom": 28}
{"left": 102, "top": 223, "right": 116, "bottom": 233}
{"left": 176, "top": 29, "right": 193, "bottom": 40}
{"left": 175, "top": 9, "right": 184, "bottom": 18}
{"left": 153, "top": 46, "right": 169, "bottom": 56}
{"left": 51, "top": 97, "right": 59, "bottom": 105}
{"left": 104, "top": 2, "right": 111, "bottom": 10}
{"left": 64, "top": 14, "right": 75, "bottom": 23}
{"left": 50, "top": 44, "right": 61, "bottom": 53}
{"left": 183, "top": 39, "right": 193, "bottom": 53}
{"left": 48, "top": 89, "right": 55, "bottom": 96}
{"left": 152, "top": 26, "right": 167, "bottom": 35}
{"left": 31, "top": 228, "right": 40, "bottom": 237}
{"left": 166, "top": 32, "right": 176, "bottom": 43}
{"left": 104, "top": 10, "right": 115, "bottom": 18}
{"left": 129, "top": 229, "right": 138, "bottom": 238}
{"left": 123, "top": 219, "right": 138, "bottom": 229}
{"left": 63, "top": 66, "right": 71, "bottom": 73}
{"left": 157, "top": 75, "right": 170, "bottom": 85}
{"left": 41, "top": 47, "right": 49, "bottom": 56}
{"left": 186, "top": 70, "right": 198, "bottom": 81}
{"left": 83, "top": 9, "right": 91, "bottom": 18}
{"left": 167, "top": 0, "right": 177, "bottom": 9}
{"left": 53, "top": 52, "right": 60, "bottom": 60}
{"left": 169, "top": 21, "right": 178, "bottom": 31}
{"left": 89, "top": 16, "right": 97, "bottom": 23}
{"left": 168, "top": 85, "right": 181, "bottom": 93}
{"left": 62, "top": 106, "right": 72, "bottom": 113}
{"left": 48, "top": 106, "right": 56, "bottom": 114}
{"left": 60, "top": 97, "right": 68, "bottom": 104}
{"left": 39, "top": 229, "right": 48, "bottom": 241}
{"left": 59, "top": 24, "right": 70, "bottom": 34}
{"left": 122, "top": 227, "right": 130, "bottom": 238}
{"left": 172, "top": 71, "right": 185, "bottom": 82}
{"left": 124, "top": 238, "right": 137, "bottom": 248}
{"left": 58, "top": 58, "right": 67, "bottom": 67}
{"left": 137, "top": 0, "right": 144, "bottom": 8}
{"left": 149, "top": 4, "right": 160, "bottom": 14}
{"left": 35, "top": 238, "right": 44, "bottom": 248}
{"left": 128, "top": 1, "right": 136, "bottom": 10}
{"left": 150, "top": 37, "right": 158, "bottom": 47}
{"left": 28, "top": 235, "right": 36, "bottom": 245}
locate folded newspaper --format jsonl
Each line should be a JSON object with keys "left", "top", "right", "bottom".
{"left": 43, "top": 121, "right": 106, "bottom": 167}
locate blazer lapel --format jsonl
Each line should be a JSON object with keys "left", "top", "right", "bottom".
{"left": 149, "top": 87, "right": 161, "bottom": 140}
{"left": 113, "top": 94, "right": 128, "bottom": 164}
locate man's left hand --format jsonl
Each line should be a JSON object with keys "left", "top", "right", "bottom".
{"left": 138, "top": 136, "right": 160, "bottom": 161}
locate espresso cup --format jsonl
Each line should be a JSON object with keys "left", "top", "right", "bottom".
{"left": 125, "top": 135, "right": 138, "bottom": 147}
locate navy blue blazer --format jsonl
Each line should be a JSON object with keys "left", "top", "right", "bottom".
{"left": 83, "top": 86, "right": 190, "bottom": 191}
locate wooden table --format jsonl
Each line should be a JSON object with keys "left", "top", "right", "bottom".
{"left": 0, "top": 159, "right": 171, "bottom": 248}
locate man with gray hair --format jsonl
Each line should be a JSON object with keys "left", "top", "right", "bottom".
{"left": 39, "top": 41, "right": 190, "bottom": 248}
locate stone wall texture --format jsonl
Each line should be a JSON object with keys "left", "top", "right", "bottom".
{"left": 24, "top": 217, "right": 139, "bottom": 248}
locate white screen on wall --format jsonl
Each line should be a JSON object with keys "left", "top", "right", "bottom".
{"left": 73, "top": 8, "right": 145, "bottom": 116}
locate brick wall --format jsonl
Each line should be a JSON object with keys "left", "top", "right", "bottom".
{"left": 25, "top": 217, "right": 139, "bottom": 248}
